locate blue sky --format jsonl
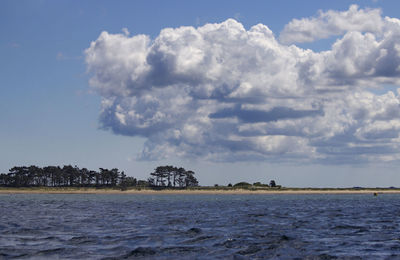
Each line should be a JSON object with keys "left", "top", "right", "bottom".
{"left": 2, "top": 0, "right": 400, "bottom": 187}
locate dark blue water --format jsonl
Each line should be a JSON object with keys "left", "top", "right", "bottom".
{"left": 1, "top": 194, "right": 400, "bottom": 259}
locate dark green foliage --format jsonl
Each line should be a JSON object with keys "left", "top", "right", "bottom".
{"left": 0, "top": 165, "right": 133, "bottom": 188}
{"left": 233, "top": 182, "right": 252, "bottom": 187}
{"left": 149, "top": 166, "right": 199, "bottom": 188}
{"left": 120, "top": 171, "right": 138, "bottom": 190}
{"left": 1, "top": 164, "right": 282, "bottom": 191}
{"left": 0, "top": 164, "right": 200, "bottom": 189}
{"left": 137, "top": 180, "right": 149, "bottom": 187}
{"left": 253, "top": 182, "right": 269, "bottom": 187}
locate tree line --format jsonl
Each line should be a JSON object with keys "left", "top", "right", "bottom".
{"left": 148, "top": 166, "right": 198, "bottom": 187}
{"left": 0, "top": 165, "right": 198, "bottom": 188}
{"left": 0, "top": 165, "right": 132, "bottom": 187}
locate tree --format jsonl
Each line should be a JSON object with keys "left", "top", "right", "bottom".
{"left": 173, "top": 167, "right": 185, "bottom": 187}
{"left": 62, "top": 165, "right": 76, "bottom": 186}
{"left": 110, "top": 168, "right": 120, "bottom": 186}
{"left": 269, "top": 180, "right": 276, "bottom": 187}
{"left": 79, "top": 168, "right": 89, "bottom": 186}
{"left": 94, "top": 170, "right": 100, "bottom": 187}
{"left": 176, "top": 167, "right": 186, "bottom": 187}
{"left": 8, "top": 166, "right": 29, "bottom": 187}
{"left": 120, "top": 171, "right": 137, "bottom": 190}
{"left": 147, "top": 177, "right": 155, "bottom": 186}
{"left": 99, "top": 168, "right": 108, "bottom": 185}
{"left": 125, "top": 177, "right": 137, "bottom": 187}
{"left": 0, "top": 173, "right": 11, "bottom": 186}
{"left": 150, "top": 166, "right": 166, "bottom": 186}
{"left": 137, "top": 179, "right": 149, "bottom": 187}
{"left": 120, "top": 171, "right": 126, "bottom": 186}
{"left": 149, "top": 166, "right": 199, "bottom": 188}
{"left": 119, "top": 171, "right": 137, "bottom": 188}
{"left": 184, "top": 170, "right": 198, "bottom": 187}
{"left": 28, "top": 165, "right": 42, "bottom": 186}
{"left": 43, "top": 166, "right": 58, "bottom": 187}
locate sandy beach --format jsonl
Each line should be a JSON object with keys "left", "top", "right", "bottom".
{"left": 0, "top": 188, "right": 399, "bottom": 195}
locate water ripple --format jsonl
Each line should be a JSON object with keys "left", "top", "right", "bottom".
{"left": 1, "top": 194, "right": 400, "bottom": 259}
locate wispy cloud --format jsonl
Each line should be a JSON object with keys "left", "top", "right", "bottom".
{"left": 9, "top": 42, "right": 21, "bottom": 48}
{"left": 56, "top": 52, "right": 82, "bottom": 61}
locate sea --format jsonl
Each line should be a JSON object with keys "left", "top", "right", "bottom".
{"left": 1, "top": 193, "right": 400, "bottom": 259}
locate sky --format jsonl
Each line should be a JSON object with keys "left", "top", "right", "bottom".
{"left": 2, "top": 0, "right": 400, "bottom": 187}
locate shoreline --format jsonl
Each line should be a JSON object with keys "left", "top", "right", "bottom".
{"left": 1, "top": 187, "right": 400, "bottom": 195}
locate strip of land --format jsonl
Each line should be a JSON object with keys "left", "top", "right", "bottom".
{"left": 0, "top": 187, "right": 399, "bottom": 195}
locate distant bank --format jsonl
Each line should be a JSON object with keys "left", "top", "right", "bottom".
{"left": 1, "top": 187, "right": 400, "bottom": 195}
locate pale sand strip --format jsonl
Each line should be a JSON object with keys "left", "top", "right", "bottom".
{"left": 0, "top": 188, "right": 400, "bottom": 195}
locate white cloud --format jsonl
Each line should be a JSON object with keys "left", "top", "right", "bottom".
{"left": 279, "top": 5, "right": 384, "bottom": 44}
{"left": 121, "top": 27, "right": 130, "bottom": 36}
{"left": 85, "top": 9, "right": 400, "bottom": 164}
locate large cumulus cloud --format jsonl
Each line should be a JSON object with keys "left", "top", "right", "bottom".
{"left": 85, "top": 5, "right": 400, "bottom": 163}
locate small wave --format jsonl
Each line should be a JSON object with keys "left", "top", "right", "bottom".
{"left": 34, "top": 247, "right": 66, "bottom": 255}
{"left": 214, "top": 238, "right": 239, "bottom": 249}
{"left": 236, "top": 245, "right": 261, "bottom": 255}
{"left": 247, "top": 213, "right": 267, "bottom": 217}
{"left": 124, "top": 247, "right": 157, "bottom": 257}
{"left": 1, "top": 193, "right": 400, "bottom": 258}
{"left": 333, "top": 225, "right": 364, "bottom": 230}
{"left": 68, "top": 235, "right": 98, "bottom": 245}
{"left": 161, "top": 246, "right": 201, "bottom": 254}
{"left": 186, "top": 227, "right": 202, "bottom": 234}
{"left": 184, "top": 235, "right": 214, "bottom": 244}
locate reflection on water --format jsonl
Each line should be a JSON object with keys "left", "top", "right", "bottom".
{"left": 1, "top": 194, "right": 400, "bottom": 259}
